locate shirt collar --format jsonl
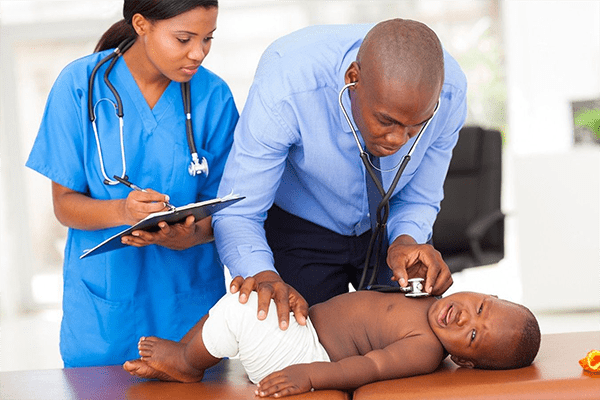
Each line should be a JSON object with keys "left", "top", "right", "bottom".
{"left": 337, "top": 46, "right": 360, "bottom": 135}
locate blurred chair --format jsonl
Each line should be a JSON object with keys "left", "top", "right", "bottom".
{"left": 432, "top": 126, "right": 505, "bottom": 274}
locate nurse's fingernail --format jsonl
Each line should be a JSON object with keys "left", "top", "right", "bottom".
{"left": 258, "top": 310, "right": 266, "bottom": 320}
{"left": 132, "top": 232, "right": 139, "bottom": 237}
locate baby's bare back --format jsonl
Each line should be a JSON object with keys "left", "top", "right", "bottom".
{"left": 308, "top": 291, "right": 440, "bottom": 362}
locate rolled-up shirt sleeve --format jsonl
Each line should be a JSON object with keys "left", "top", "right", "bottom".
{"left": 213, "top": 83, "right": 296, "bottom": 278}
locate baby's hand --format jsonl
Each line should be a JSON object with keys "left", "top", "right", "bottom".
{"left": 255, "top": 365, "right": 312, "bottom": 398}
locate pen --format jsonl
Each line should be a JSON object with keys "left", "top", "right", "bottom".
{"left": 113, "top": 175, "right": 146, "bottom": 192}
{"left": 113, "top": 175, "right": 176, "bottom": 211}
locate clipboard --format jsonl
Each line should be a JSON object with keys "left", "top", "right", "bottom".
{"left": 80, "top": 194, "right": 244, "bottom": 259}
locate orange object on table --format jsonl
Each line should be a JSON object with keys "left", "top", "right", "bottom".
{"left": 580, "top": 349, "right": 600, "bottom": 375}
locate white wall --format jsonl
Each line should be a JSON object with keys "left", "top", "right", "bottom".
{"left": 503, "top": 0, "right": 600, "bottom": 156}
{"left": 502, "top": 0, "right": 600, "bottom": 312}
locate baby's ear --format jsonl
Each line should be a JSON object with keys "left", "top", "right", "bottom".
{"left": 450, "top": 355, "right": 475, "bottom": 368}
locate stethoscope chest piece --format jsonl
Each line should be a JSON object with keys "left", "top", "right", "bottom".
{"left": 189, "top": 153, "right": 209, "bottom": 177}
{"left": 402, "top": 278, "right": 429, "bottom": 297}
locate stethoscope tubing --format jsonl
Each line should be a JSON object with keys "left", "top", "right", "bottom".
{"left": 337, "top": 82, "right": 439, "bottom": 289}
{"left": 87, "top": 37, "right": 207, "bottom": 185}
{"left": 87, "top": 37, "right": 136, "bottom": 185}
{"left": 181, "top": 81, "right": 197, "bottom": 155}
{"left": 88, "top": 37, "right": 135, "bottom": 122}
{"left": 90, "top": 100, "right": 126, "bottom": 185}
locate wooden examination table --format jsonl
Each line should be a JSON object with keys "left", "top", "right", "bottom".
{"left": 353, "top": 330, "right": 600, "bottom": 400}
{"left": 1, "top": 331, "right": 598, "bottom": 399}
{"left": 0, "top": 358, "right": 348, "bottom": 400}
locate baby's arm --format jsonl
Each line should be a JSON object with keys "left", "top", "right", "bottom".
{"left": 256, "top": 335, "right": 443, "bottom": 397}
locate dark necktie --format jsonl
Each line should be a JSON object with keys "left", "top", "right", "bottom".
{"left": 365, "top": 155, "right": 390, "bottom": 281}
{"left": 366, "top": 155, "right": 383, "bottom": 232}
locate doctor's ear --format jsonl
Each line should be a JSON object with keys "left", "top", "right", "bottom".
{"left": 344, "top": 61, "right": 360, "bottom": 86}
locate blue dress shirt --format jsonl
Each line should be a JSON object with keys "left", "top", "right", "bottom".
{"left": 213, "top": 23, "right": 467, "bottom": 278}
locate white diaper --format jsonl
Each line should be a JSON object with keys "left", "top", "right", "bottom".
{"left": 201, "top": 292, "right": 330, "bottom": 383}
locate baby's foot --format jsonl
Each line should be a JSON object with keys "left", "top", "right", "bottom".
{"left": 123, "top": 358, "right": 176, "bottom": 381}
{"left": 137, "top": 336, "right": 204, "bottom": 383}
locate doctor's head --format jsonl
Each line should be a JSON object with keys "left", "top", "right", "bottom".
{"left": 345, "top": 19, "right": 444, "bottom": 157}
{"left": 96, "top": 0, "right": 219, "bottom": 83}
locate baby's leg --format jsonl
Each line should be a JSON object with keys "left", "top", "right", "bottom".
{"left": 124, "top": 315, "right": 221, "bottom": 382}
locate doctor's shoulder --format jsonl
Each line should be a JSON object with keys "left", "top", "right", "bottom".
{"left": 251, "top": 24, "right": 374, "bottom": 99}
{"left": 441, "top": 47, "right": 467, "bottom": 96}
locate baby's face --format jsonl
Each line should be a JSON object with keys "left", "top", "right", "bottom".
{"left": 427, "top": 292, "right": 523, "bottom": 368}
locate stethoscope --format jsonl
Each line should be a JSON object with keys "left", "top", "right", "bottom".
{"left": 338, "top": 82, "right": 438, "bottom": 294}
{"left": 87, "top": 37, "right": 209, "bottom": 186}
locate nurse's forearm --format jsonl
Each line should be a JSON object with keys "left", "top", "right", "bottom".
{"left": 51, "top": 181, "right": 164, "bottom": 230}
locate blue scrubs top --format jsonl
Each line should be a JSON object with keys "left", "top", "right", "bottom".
{"left": 26, "top": 49, "right": 238, "bottom": 367}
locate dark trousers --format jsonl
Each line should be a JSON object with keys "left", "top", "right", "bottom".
{"left": 264, "top": 205, "right": 395, "bottom": 306}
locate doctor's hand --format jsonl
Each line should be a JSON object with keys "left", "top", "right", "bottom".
{"left": 387, "top": 234, "right": 453, "bottom": 296}
{"left": 122, "top": 215, "right": 214, "bottom": 250}
{"left": 230, "top": 271, "right": 308, "bottom": 331}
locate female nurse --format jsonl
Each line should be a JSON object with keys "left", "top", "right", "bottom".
{"left": 26, "top": 0, "right": 238, "bottom": 367}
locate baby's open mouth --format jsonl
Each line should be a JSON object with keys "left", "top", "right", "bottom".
{"left": 439, "top": 304, "right": 454, "bottom": 326}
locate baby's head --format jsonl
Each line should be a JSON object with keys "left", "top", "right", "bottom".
{"left": 427, "top": 291, "right": 540, "bottom": 370}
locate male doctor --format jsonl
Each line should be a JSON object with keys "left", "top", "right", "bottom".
{"left": 213, "top": 19, "right": 467, "bottom": 330}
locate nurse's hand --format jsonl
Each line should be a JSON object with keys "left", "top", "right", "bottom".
{"left": 387, "top": 234, "right": 453, "bottom": 296}
{"left": 230, "top": 271, "right": 308, "bottom": 331}
{"left": 121, "top": 188, "right": 171, "bottom": 225}
{"left": 121, "top": 215, "right": 214, "bottom": 250}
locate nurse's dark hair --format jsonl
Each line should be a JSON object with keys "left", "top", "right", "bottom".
{"left": 95, "top": 0, "right": 218, "bottom": 52}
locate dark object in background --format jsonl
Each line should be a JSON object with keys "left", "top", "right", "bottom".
{"left": 433, "top": 126, "right": 505, "bottom": 273}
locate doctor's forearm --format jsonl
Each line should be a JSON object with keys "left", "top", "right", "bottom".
{"left": 213, "top": 215, "right": 277, "bottom": 278}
